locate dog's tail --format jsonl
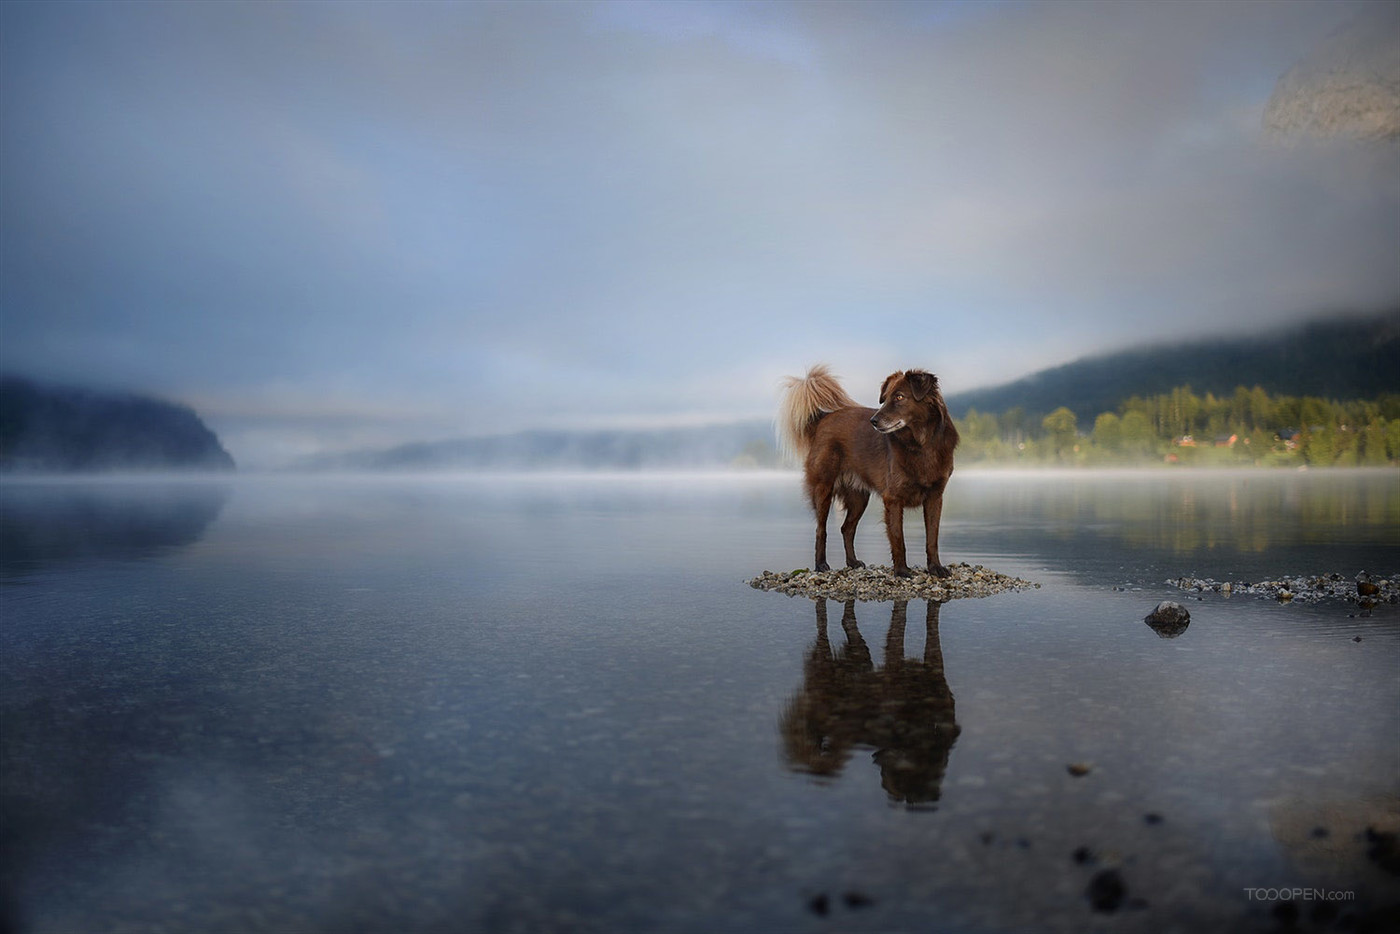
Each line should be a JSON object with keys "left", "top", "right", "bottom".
{"left": 776, "top": 364, "right": 858, "bottom": 463}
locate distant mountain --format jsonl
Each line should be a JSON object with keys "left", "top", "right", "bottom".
{"left": 295, "top": 311, "right": 1400, "bottom": 473}
{"left": 0, "top": 376, "right": 235, "bottom": 472}
{"left": 297, "top": 420, "right": 778, "bottom": 472}
{"left": 945, "top": 310, "right": 1400, "bottom": 421}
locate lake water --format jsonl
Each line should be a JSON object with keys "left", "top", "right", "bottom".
{"left": 2, "top": 470, "right": 1397, "bottom": 933}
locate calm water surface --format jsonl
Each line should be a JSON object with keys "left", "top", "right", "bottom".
{"left": 2, "top": 470, "right": 1397, "bottom": 933}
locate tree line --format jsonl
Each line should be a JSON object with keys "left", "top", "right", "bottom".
{"left": 955, "top": 385, "right": 1400, "bottom": 467}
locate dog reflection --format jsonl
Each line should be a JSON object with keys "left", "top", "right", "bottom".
{"left": 781, "top": 600, "right": 960, "bottom": 807}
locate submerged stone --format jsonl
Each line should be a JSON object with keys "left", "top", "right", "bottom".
{"left": 1086, "top": 869, "right": 1127, "bottom": 913}
{"left": 1144, "top": 601, "right": 1190, "bottom": 637}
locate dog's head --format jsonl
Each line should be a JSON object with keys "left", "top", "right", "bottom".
{"left": 871, "top": 369, "right": 947, "bottom": 441}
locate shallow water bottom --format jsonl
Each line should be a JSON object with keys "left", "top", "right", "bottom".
{"left": 2, "top": 470, "right": 1398, "bottom": 932}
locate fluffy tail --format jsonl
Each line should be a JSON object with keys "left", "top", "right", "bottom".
{"left": 776, "top": 364, "right": 857, "bottom": 463}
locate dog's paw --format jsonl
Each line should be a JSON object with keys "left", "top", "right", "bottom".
{"left": 846, "top": 559, "right": 865, "bottom": 569}
{"left": 892, "top": 566, "right": 914, "bottom": 578}
{"left": 814, "top": 560, "right": 831, "bottom": 572}
{"left": 929, "top": 563, "right": 951, "bottom": 579}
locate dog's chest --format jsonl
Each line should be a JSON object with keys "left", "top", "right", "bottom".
{"left": 885, "top": 452, "right": 949, "bottom": 503}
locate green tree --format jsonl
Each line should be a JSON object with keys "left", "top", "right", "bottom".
{"left": 1042, "top": 407, "right": 1078, "bottom": 462}
{"left": 1299, "top": 397, "right": 1332, "bottom": 431}
{"left": 1360, "top": 420, "right": 1390, "bottom": 466}
{"left": 1121, "top": 410, "right": 1154, "bottom": 456}
{"left": 964, "top": 408, "right": 999, "bottom": 443}
{"left": 1001, "top": 406, "right": 1028, "bottom": 443}
{"left": 1092, "top": 412, "right": 1122, "bottom": 452}
{"left": 1386, "top": 420, "right": 1400, "bottom": 461}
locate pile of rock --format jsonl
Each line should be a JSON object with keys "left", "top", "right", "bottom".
{"left": 749, "top": 563, "right": 1039, "bottom": 602}
{"left": 1167, "top": 572, "right": 1398, "bottom": 605}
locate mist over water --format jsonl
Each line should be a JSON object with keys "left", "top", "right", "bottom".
{"left": 1, "top": 470, "right": 1396, "bottom": 932}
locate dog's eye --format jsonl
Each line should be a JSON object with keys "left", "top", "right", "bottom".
{"left": 893, "top": 393, "right": 905, "bottom": 402}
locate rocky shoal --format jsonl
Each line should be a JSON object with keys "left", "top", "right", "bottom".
{"left": 748, "top": 562, "right": 1039, "bottom": 602}
{"left": 1167, "top": 572, "right": 1398, "bottom": 605}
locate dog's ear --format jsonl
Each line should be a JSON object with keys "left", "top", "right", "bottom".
{"left": 906, "top": 370, "right": 939, "bottom": 401}
{"left": 879, "top": 371, "right": 903, "bottom": 405}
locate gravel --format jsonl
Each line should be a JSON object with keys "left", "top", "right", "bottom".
{"left": 1166, "top": 571, "right": 1399, "bottom": 605}
{"left": 748, "top": 562, "right": 1040, "bottom": 602}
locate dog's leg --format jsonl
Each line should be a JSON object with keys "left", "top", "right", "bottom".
{"left": 923, "top": 490, "right": 950, "bottom": 578}
{"left": 924, "top": 600, "right": 945, "bottom": 671}
{"left": 883, "top": 497, "right": 911, "bottom": 576}
{"left": 812, "top": 482, "right": 834, "bottom": 572}
{"left": 885, "top": 600, "right": 908, "bottom": 674}
{"left": 814, "top": 599, "right": 831, "bottom": 656}
{"left": 839, "top": 600, "right": 872, "bottom": 670}
{"left": 840, "top": 488, "right": 869, "bottom": 568}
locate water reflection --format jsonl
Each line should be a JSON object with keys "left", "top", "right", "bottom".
{"left": 781, "top": 600, "right": 960, "bottom": 808}
{"left": 0, "top": 481, "right": 229, "bottom": 572}
{"left": 1269, "top": 794, "right": 1400, "bottom": 888}
{"left": 950, "top": 470, "right": 1400, "bottom": 587}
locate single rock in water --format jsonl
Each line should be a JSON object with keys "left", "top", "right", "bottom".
{"left": 1144, "top": 601, "right": 1190, "bottom": 637}
{"left": 1086, "top": 869, "right": 1127, "bottom": 913}
{"left": 842, "top": 891, "right": 874, "bottom": 909}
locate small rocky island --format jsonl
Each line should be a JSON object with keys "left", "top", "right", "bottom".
{"left": 749, "top": 563, "right": 1039, "bottom": 602}
{"left": 0, "top": 375, "right": 234, "bottom": 472}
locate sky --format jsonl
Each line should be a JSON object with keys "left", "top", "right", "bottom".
{"left": 2, "top": 0, "right": 1398, "bottom": 468}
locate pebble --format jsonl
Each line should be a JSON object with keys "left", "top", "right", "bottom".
{"left": 747, "top": 562, "right": 1040, "bottom": 602}
{"left": 1085, "top": 869, "right": 1127, "bottom": 913}
{"left": 1166, "top": 571, "right": 1399, "bottom": 606}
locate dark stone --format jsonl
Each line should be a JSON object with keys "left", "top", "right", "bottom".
{"left": 1086, "top": 869, "right": 1127, "bottom": 913}
{"left": 842, "top": 891, "right": 874, "bottom": 909}
{"left": 1144, "top": 601, "right": 1190, "bottom": 638}
{"left": 1364, "top": 826, "right": 1400, "bottom": 875}
{"left": 1072, "top": 846, "right": 1096, "bottom": 865}
{"left": 1144, "top": 813, "right": 1164, "bottom": 826}
{"left": 1311, "top": 901, "right": 1339, "bottom": 924}
{"left": 1272, "top": 900, "right": 1299, "bottom": 927}
{"left": 808, "top": 894, "right": 830, "bottom": 917}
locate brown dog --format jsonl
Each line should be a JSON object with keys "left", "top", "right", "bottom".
{"left": 778, "top": 364, "right": 958, "bottom": 577}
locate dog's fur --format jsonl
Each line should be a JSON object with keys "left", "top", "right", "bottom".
{"left": 778, "top": 364, "right": 959, "bottom": 577}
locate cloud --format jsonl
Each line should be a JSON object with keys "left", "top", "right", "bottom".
{"left": 1264, "top": 1, "right": 1400, "bottom": 141}
{"left": 1, "top": 1, "right": 1396, "bottom": 466}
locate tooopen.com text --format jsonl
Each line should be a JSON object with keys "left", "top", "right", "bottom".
{"left": 1243, "top": 888, "right": 1354, "bottom": 902}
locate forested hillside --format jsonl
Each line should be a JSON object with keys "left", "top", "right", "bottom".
{"left": 946, "top": 311, "right": 1399, "bottom": 423}
{"left": 0, "top": 376, "right": 235, "bottom": 472}
{"left": 956, "top": 384, "right": 1400, "bottom": 467}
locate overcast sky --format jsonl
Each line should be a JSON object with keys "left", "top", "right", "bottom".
{"left": 3, "top": 1, "right": 1397, "bottom": 467}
